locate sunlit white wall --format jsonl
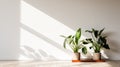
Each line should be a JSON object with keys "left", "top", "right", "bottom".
{"left": 20, "top": 0, "right": 84, "bottom": 60}
{"left": 22, "top": 0, "right": 120, "bottom": 60}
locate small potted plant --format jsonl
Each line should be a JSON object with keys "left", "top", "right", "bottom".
{"left": 83, "top": 28, "right": 110, "bottom": 60}
{"left": 61, "top": 28, "right": 87, "bottom": 61}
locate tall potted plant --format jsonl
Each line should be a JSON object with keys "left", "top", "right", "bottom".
{"left": 83, "top": 28, "right": 110, "bottom": 60}
{"left": 61, "top": 28, "right": 87, "bottom": 61}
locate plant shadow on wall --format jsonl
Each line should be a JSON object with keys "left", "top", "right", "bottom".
{"left": 20, "top": 23, "right": 72, "bottom": 60}
{"left": 101, "top": 32, "right": 120, "bottom": 60}
{"left": 20, "top": 45, "right": 57, "bottom": 60}
{"left": 103, "top": 32, "right": 120, "bottom": 60}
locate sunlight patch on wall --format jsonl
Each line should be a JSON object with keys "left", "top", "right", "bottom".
{"left": 20, "top": 0, "right": 75, "bottom": 60}
{"left": 20, "top": 27, "right": 71, "bottom": 60}
{"left": 21, "top": 0, "right": 76, "bottom": 44}
{"left": 20, "top": 0, "right": 87, "bottom": 60}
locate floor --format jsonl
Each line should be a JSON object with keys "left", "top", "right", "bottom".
{"left": 0, "top": 61, "right": 119, "bottom": 67}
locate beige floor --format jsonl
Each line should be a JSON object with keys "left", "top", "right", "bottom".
{"left": 0, "top": 61, "right": 119, "bottom": 67}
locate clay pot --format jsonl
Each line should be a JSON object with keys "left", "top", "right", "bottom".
{"left": 72, "top": 53, "right": 80, "bottom": 60}
{"left": 93, "top": 53, "right": 101, "bottom": 60}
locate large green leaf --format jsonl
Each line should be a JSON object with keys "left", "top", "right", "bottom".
{"left": 92, "top": 29, "right": 99, "bottom": 38}
{"left": 75, "top": 28, "right": 81, "bottom": 45}
{"left": 82, "top": 47, "right": 87, "bottom": 54}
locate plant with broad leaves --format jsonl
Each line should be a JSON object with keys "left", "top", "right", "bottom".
{"left": 60, "top": 28, "right": 87, "bottom": 54}
{"left": 83, "top": 28, "right": 110, "bottom": 53}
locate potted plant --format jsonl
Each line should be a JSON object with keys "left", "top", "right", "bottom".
{"left": 61, "top": 28, "right": 87, "bottom": 61}
{"left": 83, "top": 28, "right": 110, "bottom": 60}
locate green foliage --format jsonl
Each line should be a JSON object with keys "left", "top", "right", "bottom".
{"left": 75, "top": 28, "right": 81, "bottom": 45}
{"left": 82, "top": 47, "right": 87, "bottom": 54}
{"left": 84, "top": 28, "right": 110, "bottom": 53}
{"left": 61, "top": 28, "right": 87, "bottom": 54}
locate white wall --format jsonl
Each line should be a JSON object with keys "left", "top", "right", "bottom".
{"left": 0, "top": 0, "right": 20, "bottom": 60}
{"left": 22, "top": 0, "right": 120, "bottom": 60}
{"left": 0, "top": 0, "right": 120, "bottom": 60}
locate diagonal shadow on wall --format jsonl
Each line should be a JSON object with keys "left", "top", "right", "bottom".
{"left": 20, "top": 23, "right": 72, "bottom": 56}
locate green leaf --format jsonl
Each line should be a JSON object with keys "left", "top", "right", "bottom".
{"left": 86, "top": 38, "right": 93, "bottom": 43}
{"left": 75, "top": 28, "right": 81, "bottom": 45}
{"left": 103, "top": 44, "right": 110, "bottom": 49}
{"left": 69, "top": 38, "right": 73, "bottom": 44}
{"left": 99, "top": 28, "right": 105, "bottom": 36}
{"left": 82, "top": 47, "right": 87, "bottom": 54}
{"left": 63, "top": 35, "right": 72, "bottom": 48}
{"left": 85, "top": 30, "right": 93, "bottom": 33}
{"left": 99, "top": 36, "right": 107, "bottom": 45}
{"left": 95, "top": 30, "right": 98, "bottom": 38}
{"left": 72, "top": 40, "right": 76, "bottom": 45}
{"left": 92, "top": 29, "right": 99, "bottom": 38}
{"left": 102, "top": 37, "right": 107, "bottom": 44}
{"left": 67, "top": 35, "right": 73, "bottom": 44}
{"left": 98, "top": 37, "right": 103, "bottom": 45}
{"left": 92, "top": 42, "right": 101, "bottom": 53}
{"left": 83, "top": 41, "right": 89, "bottom": 44}
{"left": 68, "top": 35, "right": 72, "bottom": 38}
{"left": 63, "top": 38, "right": 67, "bottom": 48}
{"left": 73, "top": 46, "right": 79, "bottom": 53}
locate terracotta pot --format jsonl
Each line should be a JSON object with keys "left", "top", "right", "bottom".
{"left": 72, "top": 53, "right": 80, "bottom": 60}
{"left": 93, "top": 53, "right": 101, "bottom": 60}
